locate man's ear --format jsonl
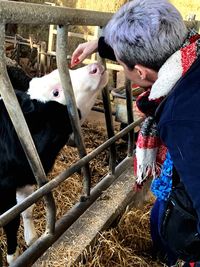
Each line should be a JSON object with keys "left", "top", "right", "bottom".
{"left": 135, "top": 64, "right": 147, "bottom": 80}
{"left": 135, "top": 64, "right": 158, "bottom": 83}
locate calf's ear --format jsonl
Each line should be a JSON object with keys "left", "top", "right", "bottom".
{"left": 20, "top": 97, "right": 35, "bottom": 114}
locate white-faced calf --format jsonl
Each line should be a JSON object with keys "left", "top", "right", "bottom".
{"left": 0, "top": 63, "right": 108, "bottom": 264}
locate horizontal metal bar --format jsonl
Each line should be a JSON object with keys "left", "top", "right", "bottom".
{"left": 10, "top": 156, "right": 133, "bottom": 267}
{"left": 0, "top": 1, "right": 113, "bottom": 26}
{"left": 92, "top": 105, "right": 116, "bottom": 115}
{"left": 68, "top": 31, "right": 96, "bottom": 41}
{"left": 0, "top": 118, "right": 144, "bottom": 227}
{"left": 83, "top": 58, "right": 123, "bottom": 71}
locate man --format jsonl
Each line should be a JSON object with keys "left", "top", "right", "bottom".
{"left": 71, "top": 0, "right": 200, "bottom": 266}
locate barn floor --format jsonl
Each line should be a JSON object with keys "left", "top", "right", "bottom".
{"left": 33, "top": 160, "right": 161, "bottom": 267}
{"left": 75, "top": 197, "right": 163, "bottom": 267}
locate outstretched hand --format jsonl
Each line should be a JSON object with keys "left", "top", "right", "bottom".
{"left": 70, "top": 40, "right": 98, "bottom": 68}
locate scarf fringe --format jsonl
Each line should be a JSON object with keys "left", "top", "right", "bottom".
{"left": 136, "top": 147, "right": 158, "bottom": 184}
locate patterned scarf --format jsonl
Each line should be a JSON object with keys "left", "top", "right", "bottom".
{"left": 135, "top": 29, "right": 200, "bottom": 185}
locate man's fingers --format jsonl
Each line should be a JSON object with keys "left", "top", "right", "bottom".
{"left": 71, "top": 51, "right": 88, "bottom": 67}
{"left": 70, "top": 57, "right": 80, "bottom": 67}
{"left": 71, "top": 47, "right": 83, "bottom": 66}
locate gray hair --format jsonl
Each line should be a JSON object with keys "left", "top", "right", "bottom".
{"left": 104, "top": 0, "right": 188, "bottom": 70}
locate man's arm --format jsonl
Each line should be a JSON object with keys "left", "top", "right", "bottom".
{"left": 71, "top": 37, "right": 116, "bottom": 67}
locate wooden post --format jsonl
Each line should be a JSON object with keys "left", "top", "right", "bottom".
{"left": 39, "top": 41, "right": 47, "bottom": 75}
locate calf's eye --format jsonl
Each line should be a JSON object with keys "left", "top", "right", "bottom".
{"left": 53, "top": 89, "right": 59, "bottom": 97}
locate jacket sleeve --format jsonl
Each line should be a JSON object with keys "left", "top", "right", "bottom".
{"left": 159, "top": 120, "right": 200, "bottom": 233}
{"left": 98, "top": 36, "right": 116, "bottom": 61}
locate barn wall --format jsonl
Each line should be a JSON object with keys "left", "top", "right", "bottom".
{"left": 13, "top": 0, "right": 200, "bottom": 18}
{"left": 13, "top": 0, "right": 127, "bottom": 11}
{"left": 13, "top": 0, "right": 200, "bottom": 20}
{"left": 74, "top": 0, "right": 127, "bottom": 12}
{"left": 170, "top": 0, "right": 200, "bottom": 20}
{"left": 58, "top": 0, "right": 200, "bottom": 20}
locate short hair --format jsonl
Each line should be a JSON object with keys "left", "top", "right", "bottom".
{"left": 104, "top": 0, "right": 188, "bottom": 71}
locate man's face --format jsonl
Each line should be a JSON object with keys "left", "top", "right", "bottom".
{"left": 117, "top": 58, "right": 157, "bottom": 88}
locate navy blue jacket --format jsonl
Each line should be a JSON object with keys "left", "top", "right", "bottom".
{"left": 156, "top": 56, "right": 200, "bottom": 232}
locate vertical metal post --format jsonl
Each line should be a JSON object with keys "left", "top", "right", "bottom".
{"left": 0, "top": 23, "right": 56, "bottom": 236}
{"left": 56, "top": 24, "right": 91, "bottom": 199}
{"left": 125, "top": 79, "right": 134, "bottom": 156}
{"left": 99, "top": 57, "right": 116, "bottom": 174}
{"left": 97, "top": 27, "right": 116, "bottom": 174}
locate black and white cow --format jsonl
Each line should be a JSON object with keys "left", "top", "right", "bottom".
{"left": 0, "top": 63, "right": 108, "bottom": 264}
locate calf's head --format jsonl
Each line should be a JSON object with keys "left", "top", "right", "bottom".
{"left": 28, "top": 63, "right": 108, "bottom": 124}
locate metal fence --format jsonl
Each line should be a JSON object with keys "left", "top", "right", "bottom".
{"left": 0, "top": 1, "right": 143, "bottom": 266}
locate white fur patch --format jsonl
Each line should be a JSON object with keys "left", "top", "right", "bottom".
{"left": 7, "top": 247, "right": 20, "bottom": 265}
{"left": 149, "top": 50, "right": 183, "bottom": 100}
{"left": 16, "top": 186, "right": 38, "bottom": 246}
